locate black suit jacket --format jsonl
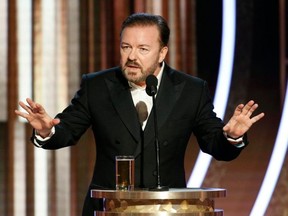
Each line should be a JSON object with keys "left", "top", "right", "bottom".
{"left": 37, "top": 64, "right": 246, "bottom": 214}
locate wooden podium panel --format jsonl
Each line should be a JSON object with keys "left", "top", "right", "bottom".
{"left": 91, "top": 188, "right": 226, "bottom": 215}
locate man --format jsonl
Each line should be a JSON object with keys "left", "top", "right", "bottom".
{"left": 15, "top": 13, "right": 264, "bottom": 215}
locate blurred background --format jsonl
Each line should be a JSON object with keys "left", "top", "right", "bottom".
{"left": 0, "top": 0, "right": 287, "bottom": 216}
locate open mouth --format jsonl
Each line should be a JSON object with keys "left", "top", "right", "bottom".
{"left": 125, "top": 63, "right": 142, "bottom": 73}
{"left": 126, "top": 63, "right": 140, "bottom": 68}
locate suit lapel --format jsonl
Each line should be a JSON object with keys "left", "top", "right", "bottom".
{"left": 105, "top": 70, "right": 141, "bottom": 143}
{"left": 154, "top": 69, "right": 185, "bottom": 131}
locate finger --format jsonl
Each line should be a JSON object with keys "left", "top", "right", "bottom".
{"left": 240, "top": 100, "right": 253, "bottom": 115}
{"left": 31, "top": 103, "right": 42, "bottom": 114}
{"left": 251, "top": 112, "right": 265, "bottom": 124}
{"left": 33, "top": 103, "right": 46, "bottom": 114}
{"left": 244, "top": 103, "right": 259, "bottom": 118}
{"left": 18, "top": 101, "right": 33, "bottom": 114}
{"left": 26, "top": 98, "right": 39, "bottom": 113}
{"left": 234, "top": 104, "right": 244, "bottom": 115}
{"left": 15, "top": 109, "right": 29, "bottom": 119}
{"left": 223, "top": 124, "right": 230, "bottom": 132}
{"left": 26, "top": 98, "right": 35, "bottom": 107}
{"left": 52, "top": 118, "right": 61, "bottom": 126}
{"left": 241, "top": 100, "right": 256, "bottom": 116}
{"left": 26, "top": 98, "right": 45, "bottom": 114}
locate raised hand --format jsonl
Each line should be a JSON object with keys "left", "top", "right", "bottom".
{"left": 223, "top": 100, "right": 265, "bottom": 139}
{"left": 15, "top": 98, "right": 60, "bottom": 138}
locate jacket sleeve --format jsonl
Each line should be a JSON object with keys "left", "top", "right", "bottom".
{"left": 192, "top": 81, "right": 248, "bottom": 161}
{"left": 31, "top": 74, "right": 92, "bottom": 150}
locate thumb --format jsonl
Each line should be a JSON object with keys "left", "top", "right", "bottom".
{"left": 223, "top": 124, "right": 230, "bottom": 132}
{"left": 51, "top": 118, "right": 60, "bottom": 126}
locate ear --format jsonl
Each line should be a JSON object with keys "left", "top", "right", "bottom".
{"left": 159, "top": 46, "right": 168, "bottom": 63}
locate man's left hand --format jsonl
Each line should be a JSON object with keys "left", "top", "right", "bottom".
{"left": 223, "top": 100, "right": 265, "bottom": 139}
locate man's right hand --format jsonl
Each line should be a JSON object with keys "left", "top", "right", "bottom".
{"left": 15, "top": 98, "right": 60, "bottom": 138}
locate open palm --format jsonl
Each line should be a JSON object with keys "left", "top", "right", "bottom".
{"left": 15, "top": 98, "right": 60, "bottom": 137}
{"left": 223, "top": 100, "right": 265, "bottom": 138}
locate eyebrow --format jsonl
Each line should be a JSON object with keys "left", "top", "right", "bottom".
{"left": 121, "top": 42, "right": 151, "bottom": 48}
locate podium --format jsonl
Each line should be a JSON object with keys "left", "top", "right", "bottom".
{"left": 91, "top": 188, "right": 226, "bottom": 215}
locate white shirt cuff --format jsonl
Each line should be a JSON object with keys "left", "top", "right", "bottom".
{"left": 223, "top": 132, "right": 245, "bottom": 148}
{"left": 34, "top": 127, "right": 55, "bottom": 147}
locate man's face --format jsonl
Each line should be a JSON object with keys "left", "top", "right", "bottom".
{"left": 120, "top": 25, "right": 168, "bottom": 86}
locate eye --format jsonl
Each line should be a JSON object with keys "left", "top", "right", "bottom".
{"left": 121, "top": 45, "right": 131, "bottom": 53}
{"left": 139, "top": 47, "right": 149, "bottom": 54}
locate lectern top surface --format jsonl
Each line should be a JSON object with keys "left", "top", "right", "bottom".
{"left": 90, "top": 188, "right": 226, "bottom": 200}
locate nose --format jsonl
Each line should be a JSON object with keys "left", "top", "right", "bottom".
{"left": 128, "top": 48, "right": 137, "bottom": 61}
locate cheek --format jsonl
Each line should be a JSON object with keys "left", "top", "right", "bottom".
{"left": 119, "top": 54, "right": 127, "bottom": 64}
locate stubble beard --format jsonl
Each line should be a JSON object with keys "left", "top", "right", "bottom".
{"left": 121, "top": 61, "right": 160, "bottom": 85}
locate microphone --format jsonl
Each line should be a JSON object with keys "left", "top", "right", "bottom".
{"left": 145, "top": 75, "right": 169, "bottom": 191}
{"left": 146, "top": 74, "right": 158, "bottom": 96}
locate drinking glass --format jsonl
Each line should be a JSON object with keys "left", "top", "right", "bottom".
{"left": 115, "top": 155, "right": 134, "bottom": 190}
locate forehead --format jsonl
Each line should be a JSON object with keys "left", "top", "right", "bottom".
{"left": 121, "top": 25, "right": 161, "bottom": 45}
